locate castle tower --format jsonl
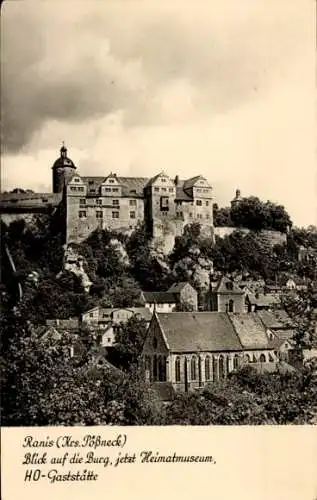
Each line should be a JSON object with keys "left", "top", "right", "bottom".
{"left": 231, "top": 188, "right": 242, "bottom": 208}
{"left": 52, "top": 143, "right": 77, "bottom": 193}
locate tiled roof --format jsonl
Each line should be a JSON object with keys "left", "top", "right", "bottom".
{"left": 175, "top": 186, "right": 193, "bottom": 201}
{"left": 167, "top": 282, "right": 192, "bottom": 293}
{"left": 257, "top": 310, "right": 293, "bottom": 330}
{"left": 246, "top": 292, "right": 280, "bottom": 308}
{"left": 228, "top": 313, "right": 270, "bottom": 349}
{"left": 156, "top": 312, "right": 242, "bottom": 352}
{"left": 142, "top": 291, "right": 177, "bottom": 304}
{"left": 46, "top": 318, "right": 80, "bottom": 329}
{"left": 273, "top": 329, "right": 296, "bottom": 341}
{"left": 80, "top": 176, "right": 149, "bottom": 197}
{"left": 183, "top": 175, "right": 203, "bottom": 191}
{"left": 215, "top": 275, "right": 244, "bottom": 295}
{"left": 0, "top": 192, "right": 62, "bottom": 205}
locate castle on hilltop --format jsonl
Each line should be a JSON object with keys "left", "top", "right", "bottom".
{"left": 1, "top": 145, "right": 215, "bottom": 253}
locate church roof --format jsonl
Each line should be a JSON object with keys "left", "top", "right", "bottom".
{"left": 156, "top": 312, "right": 242, "bottom": 352}
{"left": 228, "top": 313, "right": 270, "bottom": 349}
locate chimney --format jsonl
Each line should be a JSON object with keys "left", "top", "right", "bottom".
{"left": 174, "top": 175, "right": 179, "bottom": 186}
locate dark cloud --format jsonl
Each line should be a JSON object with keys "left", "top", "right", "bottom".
{"left": 1, "top": 1, "right": 306, "bottom": 153}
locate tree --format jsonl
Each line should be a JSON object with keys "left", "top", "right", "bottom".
{"left": 108, "top": 316, "right": 148, "bottom": 372}
{"left": 230, "top": 197, "right": 292, "bottom": 232}
{"left": 0, "top": 310, "right": 163, "bottom": 426}
{"left": 213, "top": 205, "right": 233, "bottom": 227}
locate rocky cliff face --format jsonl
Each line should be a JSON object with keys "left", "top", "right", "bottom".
{"left": 61, "top": 246, "right": 92, "bottom": 292}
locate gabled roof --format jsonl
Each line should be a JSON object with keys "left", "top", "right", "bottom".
{"left": 246, "top": 292, "right": 280, "bottom": 308}
{"left": 156, "top": 312, "right": 242, "bottom": 352}
{"left": 215, "top": 276, "right": 244, "bottom": 295}
{"left": 167, "top": 282, "right": 194, "bottom": 293}
{"left": 228, "top": 313, "right": 270, "bottom": 349}
{"left": 183, "top": 175, "right": 205, "bottom": 191}
{"left": 80, "top": 176, "right": 149, "bottom": 197}
{"left": 142, "top": 291, "right": 178, "bottom": 304}
{"left": 46, "top": 318, "right": 80, "bottom": 330}
{"left": 257, "top": 310, "right": 294, "bottom": 330}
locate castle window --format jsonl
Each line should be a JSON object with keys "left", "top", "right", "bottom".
{"left": 108, "top": 179, "right": 115, "bottom": 184}
{"left": 74, "top": 178, "right": 80, "bottom": 183}
{"left": 161, "top": 187, "right": 167, "bottom": 192}
{"left": 154, "top": 187, "right": 159, "bottom": 192}
{"left": 228, "top": 299, "right": 234, "bottom": 312}
{"left": 96, "top": 199, "right": 102, "bottom": 205}
{"left": 189, "top": 213, "right": 193, "bottom": 218}
{"left": 169, "top": 187, "right": 174, "bottom": 192}
{"left": 196, "top": 200, "right": 202, "bottom": 206}
{"left": 130, "top": 211, "right": 136, "bottom": 219}
{"left": 259, "top": 354, "right": 266, "bottom": 363}
{"left": 112, "top": 211, "right": 119, "bottom": 219}
{"left": 96, "top": 211, "right": 103, "bottom": 219}
{"left": 90, "top": 188, "right": 96, "bottom": 193}
{"left": 104, "top": 188, "right": 111, "bottom": 192}
{"left": 160, "top": 196, "right": 169, "bottom": 211}
{"left": 196, "top": 214, "right": 202, "bottom": 219}
{"left": 70, "top": 187, "right": 76, "bottom": 192}
{"left": 112, "top": 188, "right": 119, "bottom": 192}
{"left": 79, "top": 210, "right": 86, "bottom": 218}
{"left": 206, "top": 214, "right": 210, "bottom": 219}
{"left": 79, "top": 187, "right": 84, "bottom": 192}
{"left": 112, "top": 199, "right": 119, "bottom": 206}
{"left": 79, "top": 198, "right": 86, "bottom": 205}
{"left": 130, "top": 189, "right": 137, "bottom": 194}
{"left": 206, "top": 201, "right": 209, "bottom": 206}
{"left": 175, "top": 357, "right": 181, "bottom": 382}
{"left": 161, "top": 178, "right": 166, "bottom": 182}
{"left": 89, "top": 180, "right": 94, "bottom": 185}
{"left": 129, "top": 199, "right": 137, "bottom": 206}
{"left": 245, "top": 354, "right": 251, "bottom": 363}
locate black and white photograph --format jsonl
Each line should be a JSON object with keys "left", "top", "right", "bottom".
{"left": 1, "top": 0, "right": 316, "bottom": 428}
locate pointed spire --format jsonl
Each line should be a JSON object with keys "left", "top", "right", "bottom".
{"left": 60, "top": 141, "right": 67, "bottom": 158}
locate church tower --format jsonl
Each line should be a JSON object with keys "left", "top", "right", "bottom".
{"left": 52, "top": 143, "right": 77, "bottom": 193}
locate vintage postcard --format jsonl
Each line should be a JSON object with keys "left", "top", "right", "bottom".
{"left": 1, "top": 1, "right": 317, "bottom": 499}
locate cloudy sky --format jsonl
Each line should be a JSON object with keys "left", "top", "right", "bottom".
{"left": 1, "top": 0, "right": 316, "bottom": 227}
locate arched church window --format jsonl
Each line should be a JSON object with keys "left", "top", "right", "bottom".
{"left": 233, "top": 355, "right": 239, "bottom": 370}
{"left": 153, "top": 354, "right": 158, "bottom": 381}
{"left": 213, "top": 356, "right": 218, "bottom": 381}
{"left": 191, "top": 357, "right": 197, "bottom": 380}
{"left": 259, "top": 353, "right": 266, "bottom": 363}
{"left": 175, "top": 357, "right": 181, "bottom": 382}
{"left": 228, "top": 299, "right": 234, "bottom": 312}
{"left": 205, "top": 356, "right": 211, "bottom": 381}
{"left": 219, "top": 355, "right": 225, "bottom": 379}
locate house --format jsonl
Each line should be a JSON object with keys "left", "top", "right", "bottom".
{"left": 140, "top": 282, "right": 198, "bottom": 312}
{"left": 167, "top": 282, "right": 198, "bottom": 311}
{"left": 244, "top": 291, "right": 281, "bottom": 312}
{"left": 210, "top": 275, "right": 245, "bottom": 313}
{"left": 141, "top": 312, "right": 278, "bottom": 392}
{"left": 140, "top": 291, "right": 178, "bottom": 313}
{"left": 82, "top": 306, "right": 152, "bottom": 347}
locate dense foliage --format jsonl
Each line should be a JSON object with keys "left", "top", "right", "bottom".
{"left": 213, "top": 197, "right": 292, "bottom": 233}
